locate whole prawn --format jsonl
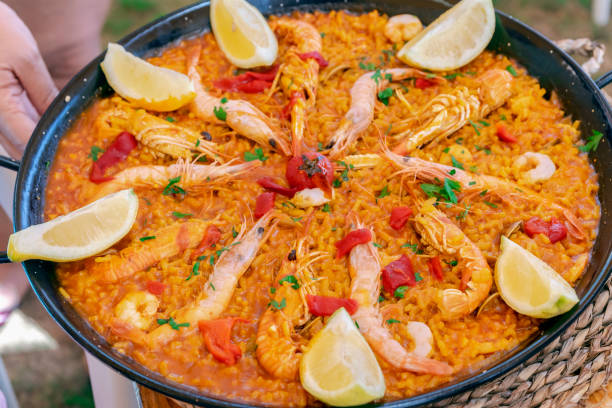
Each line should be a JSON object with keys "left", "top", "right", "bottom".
{"left": 383, "top": 150, "right": 585, "bottom": 240}
{"left": 348, "top": 219, "right": 453, "bottom": 375}
{"left": 186, "top": 43, "right": 291, "bottom": 155}
{"left": 256, "top": 237, "right": 326, "bottom": 380}
{"left": 92, "top": 219, "right": 216, "bottom": 283}
{"left": 391, "top": 69, "right": 513, "bottom": 154}
{"left": 326, "top": 68, "right": 444, "bottom": 159}
{"left": 413, "top": 199, "right": 493, "bottom": 319}
{"left": 90, "top": 158, "right": 258, "bottom": 200}
{"left": 148, "top": 212, "right": 279, "bottom": 346}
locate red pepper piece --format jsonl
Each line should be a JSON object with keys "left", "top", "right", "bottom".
{"left": 254, "top": 192, "right": 276, "bottom": 218}
{"left": 257, "top": 177, "right": 299, "bottom": 198}
{"left": 198, "top": 318, "right": 248, "bottom": 365}
{"left": 281, "top": 91, "right": 304, "bottom": 119}
{"left": 428, "top": 256, "right": 444, "bottom": 281}
{"left": 90, "top": 131, "right": 138, "bottom": 183}
{"left": 389, "top": 206, "right": 413, "bottom": 231}
{"left": 145, "top": 280, "right": 166, "bottom": 296}
{"left": 286, "top": 152, "right": 334, "bottom": 193}
{"left": 496, "top": 123, "right": 517, "bottom": 143}
{"left": 524, "top": 216, "right": 549, "bottom": 238}
{"left": 547, "top": 217, "right": 567, "bottom": 243}
{"left": 306, "top": 294, "right": 358, "bottom": 316}
{"left": 212, "top": 65, "right": 279, "bottom": 93}
{"left": 415, "top": 78, "right": 436, "bottom": 89}
{"left": 335, "top": 228, "right": 372, "bottom": 259}
{"left": 297, "top": 51, "right": 329, "bottom": 68}
{"left": 190, "top": 225, "right": 222, "bottom": 262}
{"left": 382, "top": 254, "right": 416, "bottom": 293}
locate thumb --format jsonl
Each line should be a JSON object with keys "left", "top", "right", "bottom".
{"left": 15, "top": 48, "right": 58, "bottom": 116}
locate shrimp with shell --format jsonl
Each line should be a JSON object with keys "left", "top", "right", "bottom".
{"left": 391, "top": 69, "right": 514, "bottom": 154}
{"left": 383, "top": 151, "right": 585, "bottom": 240}
{"left": 413, "top": 198, "right": 493, "bottom": 319}
{"left": 149, "top": 211, "right": 279, "bottom": 346}
{"left": 256, "top": 237, "right": 325, "bottom": 380}
{"left": 384, "top": 14, "right": 423, "bottom": 43}
{"left": 347, "top": 218, "right": 453, "bottom": 375}
{"left": 186, "top": 43, "right": 291, "bottom": 155}
{"left": 326, "top": 68, "right": 445, "bottom": 159}
{"left": 114, "top": 291, "right": 160, "bottom": 330}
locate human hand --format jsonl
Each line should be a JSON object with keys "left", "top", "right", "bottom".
{"left": 0, "top": 2, "right": 58, "bottom": 159}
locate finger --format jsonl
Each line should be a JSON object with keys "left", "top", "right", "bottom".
{"left": 14, "top": 47, "right": 58, "bottom": 116}
{"left": 0, "top": 109, "right": 35, "bottom": 159}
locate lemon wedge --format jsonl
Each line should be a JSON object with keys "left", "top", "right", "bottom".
{"left": 397, "top": 0, "right": 496, "bottom": 71}
{"left": 100, "top": 43, "right": 195, "bottom": 111}
{"left": 495, "top": 236, "right": 579, "bottom": 319}
{"left": 8, "top": 189, "right": 138, "bottom": 262}
{"left": 300, "top": 308, "right": 385, "bottom": 406}
{"left": 210, "top": 0, "right": 278, "bottom": 68}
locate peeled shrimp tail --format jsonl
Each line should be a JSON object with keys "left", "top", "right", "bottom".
{"left": 186, "top": 44, "right": 291, "bottom": 155}
{"left": 148, "top": 212, "right": 278, "bottom": 346}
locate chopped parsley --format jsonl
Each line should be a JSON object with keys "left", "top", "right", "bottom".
{"left": 469, "top": 165, "right": 478, "bottom": 173}
{"left": 282, "top": 201, "right": 296, "bottom": 208}
{"left": 139, "top": 235, "right": 156, "bottom": 242}
{"left": 143, "top": 198, "right": 152, "bottom": 206}
{"left": 292, "top": 217, "right": 302, "bottom": 223}
{"left": 500, "top": 114, "right": 507, "bottom": 121}
{"left": 88, "top": 146, "right": 104, "bottom": 161}
{"left": 426, "top": 73, "right": 436, "bottom": 79}
{"left": 320, "top": 32, "right": 326, "bottom": 38}
{"left": 415, "top": 272, "right": 423, "bottom": 282}
{"left": 469, "top": 120, "right": 482, "bottom": 135}
{"left": 456, "top": 137, "right": 464, "bottom": 145}
{"left": 232, "top": 226, "right": 238, "bottom": 238}
{"left": 333, "top": 178, "right": 342, "bottom": 188}
{"left": 371, "top": 69, "right": 382, "bottom": 84}
{"left": 480, "top": 189, "right": 488, "bottom": 196}
{"left": 270, "top": 298, "right": 287, "bottom": 310}
{"left": 279, "top": 275, "right": 300, "bottom": 289}
{"left": 317, "top": 142, "right": 324, "bottom": 152}
{"left": 337, "top": 160, "right": 352, "bottom": 182}
{"left": 475, "top": 145, "right": 492, "bottom": 155}
{"left": 578, "top": 130, "right": 603, "bottom": 153}
{"left": 446, "top": 259, "right": 458, "bottom": 267}
{"left": 449, "top": 169, "right": 456, "bottom": 175}
{"left": 484, "top": 200, "right": 498, "bottom": 208}
{"left": 506, "top": 65, "right": 518, "bottom": 77}
{"left": 165, "top": 116, "right": 175, "bottom": 122}
{"left": 378, "top": 295, "right": 385, "bottom": 303}
{"left": 359, "top": 61, "right": 375, "bottom": 70}
{"left": 443, "top": 147, "right": 450, "bottom": 153}
{"left": 213, "top": 106, "right": 227, "bottom": 121}
{"left": 378, "top": 185, "right": 390, "bottom": 199}
{"left": 45, "top": 160, "right": 50, "bottom": 169}
{"left": 372, "top": 242, "right": 382, "bottom": 248}
{"left": 354, "top": 320, "right": 360, "bottom": 329}
{"left": 386, "top": 319, "right": 401, "bottom": 324}
{"left": 394, "top": 286, "right": 408, "bottom": 299}
{"left": 443, "top": 72, "right": 463, "bottom": 80}
{"left": 469, "top": 181, "right": 477, "bottom": 186}
{"left": 321, "top": 203, "right": 331, "bottom": 212}
{"left": 270, "top": 287, "right": 276, "bottom": 294}
{"left": 210, "top": 282, "right": 216, "bottom": 291}
{"left": 162, "top": 176, "right": 186, "bottom": 196}
{"left": 172, "top": 211, "right": 192, "bottom": 218}
{"left": 157, "top": 317, "right": 189, "bottom": 330}
{"left": 220, "top": 97, "right": 228, "bottom": 104}
{"left": 244, "top": 147, "right": 268, "bottom": 162}
{"left": 401, "top": 243, "right": 422, "bottom": 254}
{"left": 443, "top": 178, "right": 460, "bottom": 204}
{"left": 479, "top": 120, "right": 490, "bottom": 127}
{"left": 456, "top": 204, "right": 471, "bottom": 221}
{"left": 377, "top": 87, "right": 393, "bottom": 105}
{"left": 186, "top": 261, "right": 200, "bottom": 281}
{"left": 451, "top": 155, "right": 464, "bottom": 170}
{"left": 384, "top": 73, "right": 393, "bottom": 81}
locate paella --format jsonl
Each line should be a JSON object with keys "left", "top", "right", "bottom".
{"left": 27, "top": 2, "right": 601, "bottom": 406}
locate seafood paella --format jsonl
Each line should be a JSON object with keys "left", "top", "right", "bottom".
{"left": 35, "top": 3, "right": 600, "bottom": 407}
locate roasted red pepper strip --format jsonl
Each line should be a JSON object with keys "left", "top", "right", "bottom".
{"left": 281, "top": 91, "right": 304, "bottom": 119}
{"left": 257, "top": 177, "right": 299, "bottom": 198}
{"left": 212, "top": 65, "right": 279, "bottom": 93}
{"left": 524, "top": 216, "right": 550, "bottom": 238}
{"left": 90, "top": 131, "right": 138, "bottom": 183}
{"left": 254, "top": 192, "right": 276, "bottom": 218}
{"left": 428, "top": 256, "right": 444, "bottom": 282}
{"left": 285, "top": 152, "right": 334, "bottom": 193}
{"left": 548, "top": 217, "right": 567, "bottom": 243}
{"left": 415, "top": 78, "right": 436, "bottom": 89}
{"left": 198, "top": 318, "right": 248, "bottom": 365}
{"left": 190, "top": 225, "right": 222, "bottom": 262}
{"left": 297, "top": 51, "right": 329, "bottom": 68}
{"left": 389, "top": 206, "right": 413, "bottom": 230}
{"left": 306, "top": 294, "right": 358, "bottom": 316}
{"left": 145, "top": 280, "right": 166, "bottom": 296}
{"left": 382, "top": 254, "right": 416, "bottom": 293}
{"left": 335, "top": 228, "right": 372, "bottom": 259}
{"left": 496, "top": 123, "right": 517, "bottom": 143}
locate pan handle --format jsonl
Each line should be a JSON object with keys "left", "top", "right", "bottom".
{"left": 0, "top": 155, "right": 20, "bottom": 172}
{"left": 596, "top": 70, "right": 612, "bottom": 89}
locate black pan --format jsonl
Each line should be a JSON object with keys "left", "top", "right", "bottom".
{"left": 1, "top": 0, "right": 611, "bottom": 406}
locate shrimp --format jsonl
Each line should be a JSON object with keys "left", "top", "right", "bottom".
{"left": 92, "top": 219, "right": 215, "bottom": 283}
{"left": 270, "top": 18, "right": 322, "bottom": 154}
{"left": 384, "top": 14, "right": 423, "bottom": 43}
{"left": 149, "top": 212, "right": 279, "bottom": 346}
{"left": 186, "top": 44, "right": 291, "bottom": 155}
{"left": 413, "top": 199, "right": 493, "bottom": 319}
{"left": 326, "top": 68, "right": 444, "bottom": 158}
{"left": 114, "top": 291, "right": 160, "bottom": 330}
{"left": 256, "top": 238, "right": 324, "bottom": 380}
{"left": 348, "top": 219, "right": 453, "bottom": 375}
{"left": 391, "top": 69, "right": 513, "bottom": 154}
{"left": 96, "top": 104, "right": 222, "bottom": 160}
{"left": 513, "top": 152, "right": 556, "bottom": 184}
{"left": 383, "top": 151, "right": 586, "bottom": 240}
{"left": 90, "top": 159, "right": 257, "bottom": 200}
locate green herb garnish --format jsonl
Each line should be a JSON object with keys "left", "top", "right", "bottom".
{"left": 506, "top": 65, "right": 518, "bottom": 77}
{"left": 139, "top": 236, "right": 156, "bottom": 242}
{"left": 386, "top": 319, "right": 401, "bottom": 324}
{"left": 213, "top": 106, "right": 227, "bottom": 121}
{"left": 451, "top": 155, "right": 464, "bottom": 170}
{"left": 394, "top": 286, "right": 408, "bottom": 299}
{"left": 377, "top": 87, "right": 393, "bottom": 105}
{"left": 279, "top": 275, "right": 300, "bottom": 289}
{"left": 157, "top": 317, "right": 189, "bottom": 330}
{"left": 88, "top": 146, "right": 104, "bottom": 161}
{"left": 162, "top": 176, "right": 186, "bottom": 196}
{"left": 244, "top": 147, "right": 268, "bottom": 162}
{"left": 172, "top": 211, "right": 192, "bottom": 218}
{"left": 270, "top": 298, "right": 287, "bottom": 310}
{"left": 578, "top": 130, "right": 603, "bottom": 153}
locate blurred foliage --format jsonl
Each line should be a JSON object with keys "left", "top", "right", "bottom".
{"left": 520, "top": 0, "right": 591, "bottom": 10}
